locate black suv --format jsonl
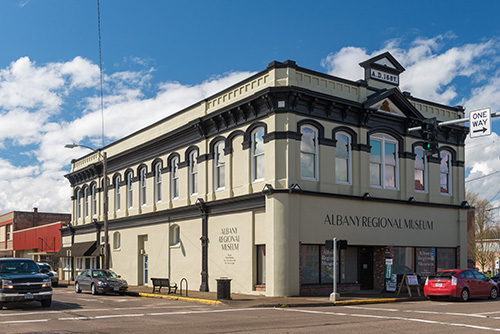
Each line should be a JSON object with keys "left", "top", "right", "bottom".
{"left": 0, "top": 258, "right": 52, "bottom": 309}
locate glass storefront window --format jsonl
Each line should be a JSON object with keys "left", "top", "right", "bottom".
{"left": 300, "top": 245, "right": 320, "bottom": 284}
{"left": 437, "top": 248, "right": 456, "bottom": 270}
{"left": 320, "top": 246, "right": 333, "bottom": 284}
{"left": 416, "top": 247, "right": 435, "bottom": 277}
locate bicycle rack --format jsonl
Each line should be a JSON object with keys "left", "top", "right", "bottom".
{"left": 179, "top": 277, "right": 188, "bottom": 297}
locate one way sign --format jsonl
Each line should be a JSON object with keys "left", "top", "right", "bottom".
{"left": 470, "top": 108, "right": 491, "bottom": 138}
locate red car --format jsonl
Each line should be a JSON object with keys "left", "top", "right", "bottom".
{"left": 424, "top": 269, "right": 498, "bottom": 302}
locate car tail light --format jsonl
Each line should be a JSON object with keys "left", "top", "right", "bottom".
{"left": 451, "top": 276, "right": 457, "bottom": 286}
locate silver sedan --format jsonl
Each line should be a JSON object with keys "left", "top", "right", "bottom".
{"left": 75, "top": 269, "right": 128, "bottom": 295}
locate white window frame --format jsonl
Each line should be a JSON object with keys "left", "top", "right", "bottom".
{"left": 127, "top": 173, "right": 134, "bottom": 209}
{"left": 113, "top": 231, "right": 121, "bottom": 250}
{"left": 171, "top": 157, "right": 179, "bottom": 200}
{"left": 189, "top": 151, "right": 198, "bottom": 196}
{"left": 214, "top": 141, "right": 225, "bottom": 190}
{"left": 76, "top": 189, "right": 82, "bottom": 219}
{"left": 414, "top": 146, "right": 427, "bottom": 193}
{"left": 91, "top": 184, "right": 97, "bottom": 217}
{"left": 62, "top": 257, "right": 72, "bottom": 271}
{"left": 114, "top": 175, "right": 121, "bottom": 211}
{"left": 369, "top": 133, "right": 399, "bottom": 190}
{"left": 154, "top": 163, "right": 162, "bottom": 203}
{"left": 83, "top": 187, "right": 89, "bottom": 217}
{"left": 300, "top": 125, "right": 319, "bottom": 181}
{"left": 440, "top": 151, "right": 452, "bottom": 195}
{"left": 140, "top": 168, "right": 147, "bottom": 206}
{"left": 335, "top": 132, "right": 352, "bottom": 185}
{"left": 251, "top": 127, "right": 265, "bottom": 183}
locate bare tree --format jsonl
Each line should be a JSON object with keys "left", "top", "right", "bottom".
{"left": 466, "top": 191, "right": 499, "bottom": 272}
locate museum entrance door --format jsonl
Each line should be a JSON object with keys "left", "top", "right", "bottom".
{"left": 358, "top": 246, "right": 373, "bottom": 290}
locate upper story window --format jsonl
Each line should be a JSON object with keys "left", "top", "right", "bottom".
{"left": 300, "top": 125, "right": 318, "bottom": 181}
{"left": 335, "top": 132, "right": 351, "bottom": 184}
{"left": 126, "top": 172, "right": 134, "bottom": 209}
{"left": 171, "top": 157, "right": 179, "bottom": 200}
{"left": 83, "top": 186, "right": 89, "bottom": 217}
{"left": 91, "top": 183, "right": 97, "bottom": 217}
{"left": 189, "top": 151, "right": 198, "bottom": 196}
{"left": 414, "top": 146, "right": 427, "bottom": 192}
{"left": 76, "top": 188, "right": 82, "bottom": 219}
{"left": 440, "top": 151, "right": 452, "bottom": 195}
{"left": 114, "top": 175, "right": 121, "bottom": 211}
{"left": 154, "top": 162, "right": 162, "bottom": 203}
{"left": 370, "top": 133, "right": 398, "bottom": 189}
{"left": 251, "top": 127, "right": 265, "bottom": 182}
{"left": 214, "top": 141, "right": 225, "bottom": 190}
{"left": 139, "top": 168, "right": 147, "bottom": 206}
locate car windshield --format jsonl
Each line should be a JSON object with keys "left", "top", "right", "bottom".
{"left": 38, "top": 264, "right": 52, "bottom": 271}
{"left": 0, "top": 260, "right": 39, "bottom": 274}
{"left": 92, "top": 270, "right": 118, "bottom": 279}
{"left": 429, "top": 271, "right": 459, "bottom": 279}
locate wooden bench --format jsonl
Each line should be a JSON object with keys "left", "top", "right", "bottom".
{"left": 151, "top": 278, "right": 177, "bottom": 294}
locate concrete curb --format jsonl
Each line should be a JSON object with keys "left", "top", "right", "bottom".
{"left": 137, "top": 292, "right": 221, "bottom": 305}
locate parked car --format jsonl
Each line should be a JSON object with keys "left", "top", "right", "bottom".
{"left": 75, "top": 269, "right": 128, "bottom": 295}
{"left": 37, "top": 263, "right": 59, "bottom": 287}
{"left": 491, "top": 272, "right": 500, "bottom": 284}
{"left": 0, "top": 258, "right": 52, "bottom": 309}
{"left": 424, "top": 269, "right": 498, "bottom": 302}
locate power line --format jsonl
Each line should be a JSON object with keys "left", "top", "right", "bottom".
{"left": 465, "top": 170, "right": 500, "bottom": 183}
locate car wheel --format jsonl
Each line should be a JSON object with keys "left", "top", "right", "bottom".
{"left": 91, "top": 283, "right": 98, "bottom": 295}
{"left": 75, "top": 282, "right": 82, "bottom": 293}
{"left": 0, "top": 302, "right": 3, "bottom": 310}
{"left": 41, "top": 298, "right": 52, "bottom": 308}
{"left": 490, "top": 287, "right": 498, "bottom": 299}
{"left": 52, "top": 282, "right": 58, "bottom": 287}
{"left": 460, "top": 288, "right": 469, "bottom": 302}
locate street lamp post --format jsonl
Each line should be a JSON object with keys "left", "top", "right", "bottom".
{"left": 65, "top": 143, "right": 109, "bottom": 270}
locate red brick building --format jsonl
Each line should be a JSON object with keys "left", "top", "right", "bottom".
{"left": 0, "top": 208, "right": 70, "bottom": 265}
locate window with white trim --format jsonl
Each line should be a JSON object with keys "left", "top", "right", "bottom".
{"left": 335, "top": 132, "right": 351, "bottom": 184}
{"left": 114, "top": 175, "right": 121, "bottom": 211}
{"left": 171, "top": 157, "right": 179, "bottom": 200}
{"left": 251, "top": 127, "right": 265, "bottom": 182}
{"left": 76, "top": 189, "right": 82, "bottom": 219}
{"left": 113, "top": 231, "right": 121, "bottom": 250}
{"left": 140, "top": 168, "right": 147, "bottom": 206}
{"left": 300, "top": 125, "right": 318, "bottom": 180}
{"left": 91, "top": 184, "right": 97, "bottom": 217}
{"left": 414, "top": 146, "right": 427, "bottom": 192}
{"left": 189, "top": 151, "right": 198, "bottom": 196}
{"left": 214, "top": 141, "right": 225, "bottom": 190}
{"left": 170, "top": 224, "right": 180, "bottom": 246}
{"left": 370, "top": 133, "right": 398, "bottom": 189}
{"left": 154, "top": 162, "right": 162, "bottom": 203}
{"left": 127, "top": 172, "right": 133, "bottom": 209}
{"left": 83, "top": 187, "right": 89, "bottom": 217}
{"left": 440, "top": 151, "right": 452, "bottom": 195}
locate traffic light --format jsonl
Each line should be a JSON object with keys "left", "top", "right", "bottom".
{"left": 421, "top": 117, "right": 439, "bottom": 156}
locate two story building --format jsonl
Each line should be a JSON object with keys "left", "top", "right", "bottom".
{"left": 63, "top": 53, "right": 469, "bottom": 296}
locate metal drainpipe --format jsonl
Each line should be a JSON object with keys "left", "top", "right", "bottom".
{"left": 197, "top": 200, "right": 209, "bottom": 292}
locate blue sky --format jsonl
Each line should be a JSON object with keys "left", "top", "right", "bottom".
{"left": 1, "top": 0, "right": 500, "bottom": 215}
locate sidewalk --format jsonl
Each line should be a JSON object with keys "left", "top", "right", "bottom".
{"left": 124, "top": 284, "right": 425, "bottom": 307}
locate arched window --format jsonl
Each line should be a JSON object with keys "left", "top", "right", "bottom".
{"left": 440, "top": 151, "right": 452, "bottom": 195}
{"left": 189, "top": 151, "right": 198, "bottom": 196}
{"left": 83, "top": 186, "right": 89, "bottom": 217}
{"left": 113, "top": 232, "right": 121, "bottom": 250}
{"left": 335, "top": 132, "right": 351, "bottom": 184}
{"left": 139, "top": 167, "right": 147, "bottom": 206}
{"left": 171, "top": 157, "right": 179, "bottom": 200}
{"left": 300, "top": 125, "right": 318, "bottom": 180}
{"left": 76, "top": 188, "right": 82, "bottom": 219}
{"left": 114, "top": 175, "right": 121, "bottom": 211}
{"left": 414, "top": 146, "right": 427, "bottom": 192}
{"left": 214, "top": 141, "right": 225, "bottom": 190}
{"left": 370, "top": 133, "right": 398, "bottom": 189}
{"left": 170, "top": 224, "right": 180, "bottom": 246}
{"left": 154, "top": 162, "right": 162, "bottom": 203}
{"left": 251, "top": 127, "right": 265, "bottom": 182}
{"left": 91, "top": 183, "right": 97, "bottom": 217}
{"left": 126, "top": 172, "right": 134, "bottom": 209}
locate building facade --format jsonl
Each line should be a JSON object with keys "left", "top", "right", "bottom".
{"left": 0, "top": 208, "right": 70, "bottom": 266}
{"left": 63, "top": 53, "right": 469, "bottom": 296}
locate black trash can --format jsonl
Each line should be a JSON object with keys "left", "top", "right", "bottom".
{"left": 216, "top": 278, "right": 232, "bottom": 300}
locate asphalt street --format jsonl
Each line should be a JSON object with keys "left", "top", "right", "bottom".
{"left": 2, "top": 287, "right": 500, "bottom": 333}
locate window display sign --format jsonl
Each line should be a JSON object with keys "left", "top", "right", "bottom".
{"left": 416, "top": 248, "right": 435, "bottom": 277}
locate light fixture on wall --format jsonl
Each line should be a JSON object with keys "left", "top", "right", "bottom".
{"left": 289, "top": 183, "right": 302, "bottom": 193}
{"left": 262, "top": 184, "right": 274, "bottom": 194}
{"left": 461, "top": 201, "right": 471, "bottom": 209}
{"left": 363, "top": 192, "right": 371, "bottom": 200}
{"left": 408, "top": 197, "right": 416, "bottom": 204}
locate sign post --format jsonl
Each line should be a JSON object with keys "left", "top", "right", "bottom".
{"left": 329, "top": 237, "right": 340, "bottom": 301}
{"left": 469, "top": 108, "right": 491, "bottom": 138}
